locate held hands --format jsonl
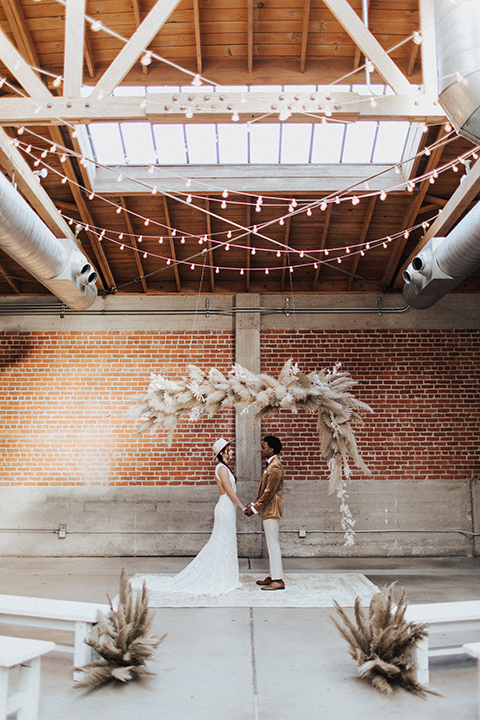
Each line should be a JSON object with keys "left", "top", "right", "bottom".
{"left": 244, "top": 503, "right": 254, "bottom": 517}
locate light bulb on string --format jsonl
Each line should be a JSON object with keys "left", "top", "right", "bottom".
{"left": 404, "top": 230, "right": 410, "bottom": 239}
{"left": 186, "top": 194, "right": 192, "bottom": 203}
{"left": 413, "top": 31, "right": 422, "bottom": 45}
{"left": 17, "top": 127, "right": 25, "bottom": 135}
{"left": 365, "top": 59, "right": 374, "bottom": 73}
{"left": 225, "top": 244, "right": 230, "bottom": 251}
{"left": 324, "top": 249, "right": 329, "bottom": 256}
{"left": 185, "top": 110, "right": 193, "bottom": 119}
{"left": 151, "top": 186, "right": 158, "bottom": 195}
{"left": 231, "top": 111, "right": 239, "bottom": 122}
{"left": 120, "top": 244, "right": 124, "bottom": 250}
{"left": 91, "top": 20, "right": 102, "bottom": 31}
{"left": 191, "top": 74, "right": 202, "bottom": 86}
{"left": 380, "top": 190, "right": 387, "bottom": 201}
{"left": 320, "top": 200, "right": 327, "bottom": 211}
{"left": 366, "top": 242, "right": 370, "bottom": 250}
{"left": 41, "top": 150, "right": 47, "bottom": 158}
{"left": 215, "top": 267, "right": 220, "bottom": 274}
{"left": 52, "top": 75, "right": 62, "bottom": 88}
{"left": 172, "top": 229, "right": 177, "bottom": 237}
{"left": 360, "top": 250, "right": 365, "bottom": 256}
{"left": 181, "top": 237, "right": 185, "bottom": 244}
{"left": 49, "top": 145, "right": 56, "bottom": 153}
{"left": 424, "top": 147, "right": 431, "bottom": 156}
{"left": 314, "top": 263, "right": 318, "bottom": 269}
{"left": 227, "top": 230, "right": 232, "bottom": 239}
{"left": 60, "top": 154, "right": 66, "bottom": 162}
{"left": 383, "top": 242, "right": 387, "bottom": 248}
{"left": 279, "top": 217, "right": 285, "bottom": 225}
{"left": 452, "top": 164, "right": 458, "bottom": 172}
{"left": 167, "top": 259, "right": 171, "bottom": 265}
{"left": 143, "top": 252, "right": 148, "bottom": 259}
{"left": 289, "top": 266, "right": 293, "bottom": 273}
{"left": 346, "top": 247, "right": 350, "bottom": 254}
{"left": 138, "top": 236, "right": 143, "bottom": 243}
{"left": 222, "top": 189, "right": 229, "bottom": 198}
{"left": 119, "top": 233, "right": 124, "bottom": 240}
{"left": 299, "top": 251, "right": 304, "bottom": 258}
{"left": 337, "top": 257, "right": 342, "bottom": 263}
{"left": 421, "top": 124, "right": 429, "bottom": 133}
{"left": 335, "top": 197, "right": 340, "bottom": 204}
{"left": 240, "top": 268, "right": 244, "bottom": 275}
{"left": 276, "top": 251, "right": 281, "bottom": 257}
{"left": 444, "top": 122, "right": 452, "bottom": 132}
{"left": 140, "top": 52, "right": 152, "bottom": 66}
{"left": 251, "top": 248, "right": 256, "bottom": 255}
{"left": 265, "top": 268, "right": 269, "bottom": 275}
{"left": 33, "top": 159, "right": 40, "bottom": 167}
{"left": 61, "top": 176, "right": 67, "bottom": 184}
{"left": 117, "top": 174, "right": 123, "bottom": 183}
{"left": 191, "top": 263, "right": 195, "bottom": 270}
{"left": 306, "top": 208, "right": 312, "bottom": 216}
{"left": 144, "top": 219, "right": 150, "bottom": 226}
{"left": 351, "top": 196, "right": 359, "bottom": 205}
{"left": 25, "top": 145, "right": 31, "bottom": 153}
{"left": 159, "top": 237, "right": 163, "bottom": 244}
{"left": 116, "top": 207, "right": 122, "bottom": 214}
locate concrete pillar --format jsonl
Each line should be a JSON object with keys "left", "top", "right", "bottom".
{"left": 234, "top": 294, "right": 263, "bottom": 557}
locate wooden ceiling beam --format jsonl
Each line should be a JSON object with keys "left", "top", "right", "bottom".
{"left": 204, "top": 198, "right": 214, "bottom": 291}
{"left": 48, "top": 126, "right": 113, "bottom": 290}
{"left": 321, "top": 0, "right": 412, "bottom": 94}
{"left": 0, "top": 0, "right": 39, "bottom": 69}
{"left": 247, "top": 0, "right": 253, "bottom": 74}
{"left": 0, "top": 127, "right": 77, "bottom": 240}
{"left": 162, "top": 196, "right": 181, "bottom": 292}
{"left": 0, "top": 92, "right": 444, "bottom": 125}
{"left": 63, "top": 0, "right": 86, "bottom": 98}
{"left": 280, "top": 217, "right": 291, "bottom": 293}
{"left": 93, "top": 0, "right": 183, "bottom": 98}
{"left": 312, "top": 204, "right": 332, "bottom": 291}
{"left": 394, "top": 155, "right": 480, "bottom": 288}
{"left": 299, "top": 0, "right": 311, "bottom": 74}
{"left": 0, "top": 259, "right": 20, "bottom": 293}
{"left": 83, "top": 35, "right": 96, "bottom": 80}
{"left": 0, "top": 26, "right": 51, "bottom": 99}
{"left": 347, "top": 196, "right": 376, "bottom": 291}
{"left": 382, "top": 127, "right": 447, "bottom": 287}
{"left": 193, "top": 0, "right": 202, "bottom": 74}
{"left": 245, "top": 202, "right": 251, "bottom": 291}
{"left": 119, "top": 196, "right": 148, "bottom": 293}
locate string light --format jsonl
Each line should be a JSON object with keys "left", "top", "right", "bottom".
{"left": 144, "top": 218, "right": 150, "bottom": 226}
{"left": 380, "top": 191, "right": 387, "bottom": 201}
{"left": 138, "top": 236, "right": 143, "bottom": 243}
{"left": 140, "top": 52, "right": 152, "bottom": 66}
{"left": 191, "top": 74, "right": 202, "bottom": 86}
{"left": 143, "top": 252, "right": 148, "bottom": 258}
{"left": 119, "top": 233, "right": 124, "bottom": 240}
{"left": 159, "top": 237, "right": 163, "bottom": 243}
{"left": 91, "top": 20, "right": 103, "bottom": 31}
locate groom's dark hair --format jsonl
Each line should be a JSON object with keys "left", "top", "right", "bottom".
{"left": 264, "top": 435, "right": 282, "bottom": 455}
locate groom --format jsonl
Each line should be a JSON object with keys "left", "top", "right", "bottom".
{"left": 244, "top": 435, "right": 285, "bottom": 591}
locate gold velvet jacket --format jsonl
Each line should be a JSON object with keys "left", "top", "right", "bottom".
{"left": 253, "top": 455, "right": 284, "bottom": 520}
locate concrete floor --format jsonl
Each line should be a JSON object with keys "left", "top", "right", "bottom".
{"left": 1, "top": 556, "right": 480, "bottom": 720}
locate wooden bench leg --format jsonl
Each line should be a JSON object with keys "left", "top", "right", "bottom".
{"left": 17, "top": 657, "right": 41, "bottom": 720}
{"left": 0, "top": 667, "right": 9, "bottom": 720}
{"left": 74, "top": 621, "right": 93, "bottom": 682}
{"left": 413, "top": 636, "right": 430, "bottom": 684}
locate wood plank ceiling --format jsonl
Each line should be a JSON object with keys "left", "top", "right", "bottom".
{"left": 0, "top": 0, "right": 478, "bottom": 299}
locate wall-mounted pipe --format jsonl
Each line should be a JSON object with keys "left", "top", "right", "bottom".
{"left": 403, "top": 200, "right": 480, "bottom": 308}
{"left": 0, "top": 172, "right": 98, "bottom": 310}
{"left": 435, "top": 0, "right": 480, "bottom": 143}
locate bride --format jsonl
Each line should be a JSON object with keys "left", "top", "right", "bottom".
{"left": 131, "top": 438, "right": 245, "bottom": 596}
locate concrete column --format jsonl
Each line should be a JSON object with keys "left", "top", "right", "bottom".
{"left": 234, "top": 294, "right": 263, "bottom": 557}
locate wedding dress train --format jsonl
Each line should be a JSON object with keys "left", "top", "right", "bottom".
{"left": 131, "top": 464, "right": 241, "bottom": 597}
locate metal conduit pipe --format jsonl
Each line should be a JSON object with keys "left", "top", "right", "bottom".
{"left": 0, "top": 528, "right": 477, "bottom": 537}
{"left": 435, "top": 0, "right": 480, "bottom": 144}
{"left": 0, "top": 172, "right": 98, "bottom": 310}
{"left": 403, "top": 200, "right": 480, "bottom": 308}
{"left": 0, "top": 299, "right": 411, "bottom": 316}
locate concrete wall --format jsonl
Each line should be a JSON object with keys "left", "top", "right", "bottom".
{"left": 0, "top": 292, "right": 479, "bottom": 558}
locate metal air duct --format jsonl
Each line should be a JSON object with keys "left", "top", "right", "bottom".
{"left": 435, "top": 0, "right": 480, "bottom": 144}
{"left": 403, "top": 199, "right": 480, "bottom": 309}
{"left": 0, "top": 171, "right": 97, "bottom": 310}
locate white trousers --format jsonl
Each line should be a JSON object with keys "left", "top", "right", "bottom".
{"left": 263, "top": 517, "right": 283, "bottom": 580}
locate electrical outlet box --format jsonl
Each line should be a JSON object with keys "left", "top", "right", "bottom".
{"left": 298, "top": 528, "right": 307, "bottom": 538}
{"left": 58, "top": 523, "right": 67, "bottom": 539}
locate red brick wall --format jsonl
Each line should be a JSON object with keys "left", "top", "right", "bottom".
{"left": 0, "top": 328, "right": 479, "bottom": 495}
{"left": 260, "top": 329, "right": 480, "bottom": 490}
{"left": 0, "top": 331, "right": 235, "bottom": 487}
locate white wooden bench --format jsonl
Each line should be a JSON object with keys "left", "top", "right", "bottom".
{"left": 0, "top": 635, "right": 55, "bottom": 720}
{"left": 0, "top": 594, "right": 110, "bottom": 681}
{"left": 463, "top": 643, "right": 480, "bottom": 720}
{"left": 404, "top": 600, "right": 480, "bottom": 683}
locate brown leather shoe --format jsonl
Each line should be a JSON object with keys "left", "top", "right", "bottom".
{"left": 261, "top": 579, "right": 285, "bottom": 591}
{"left": 256, "top": 576, "right": 272, "bottom": 586}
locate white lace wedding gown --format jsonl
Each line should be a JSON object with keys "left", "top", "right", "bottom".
{"left": 131, "top": 463, "right": 241, "bottom": 597}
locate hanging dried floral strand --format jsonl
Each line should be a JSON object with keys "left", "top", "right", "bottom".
{"left": 126, "top": 360, "right": 372, "bottom": 544}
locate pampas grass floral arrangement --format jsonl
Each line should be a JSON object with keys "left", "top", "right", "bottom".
{"left": 75, "top": 568, "right": 165, "bottom": 688}
{"left": 331, "top": 583, "right": 438, "bottom": 697}
{"left": 126, "top": 359, "right": 372, "bottom": 545}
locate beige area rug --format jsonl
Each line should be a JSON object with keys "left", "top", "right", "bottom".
{"left": 133, "top": 573, "right": 379, "bottom": 608}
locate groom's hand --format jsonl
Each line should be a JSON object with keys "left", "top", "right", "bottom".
{"left": 244, "top": 504, "right": 254, "bottom": 516}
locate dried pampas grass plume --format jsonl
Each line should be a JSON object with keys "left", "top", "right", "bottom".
{"left": 126, "top": 360, "right": 372, "bottom": 544}
{"left": 331, "top": 583, "right": 439, "bottom": 697}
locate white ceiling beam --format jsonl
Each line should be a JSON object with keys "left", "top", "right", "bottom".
{"left": 0, "top": 26, "right": 51, "bottom": 99}
{"left": 0, "top": 91, "right": 445, "bottom": 125}
{"left": 63, "top": 0, "right": 86, "bottom": 98}
{"left": 93, "top": 163, "right": 403, "bottom": 194}
{"left": 321, "top": 0, "right": 412, "bottom": 94}
{"left": 419, "top": 0, "right": 438, "bottom": 97}
{"left": 0, "top": 128, "right": 78, "bottom": 240}
{"left": 93, "top": 0, "right": 183, "bottom": 98}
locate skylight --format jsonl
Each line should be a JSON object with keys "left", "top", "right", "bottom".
{"left": 86, "top": 85, "right": 413, "bottom": 168}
